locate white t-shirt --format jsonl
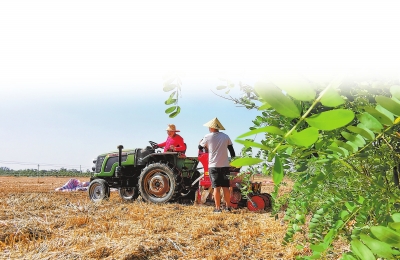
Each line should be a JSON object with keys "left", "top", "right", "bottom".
{"left": 200, "top": 132, "right": 232, "bottom": 168}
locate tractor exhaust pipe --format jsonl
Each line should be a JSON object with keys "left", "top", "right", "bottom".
{"left": 117, "top": 145, "right": 124, "bottom": 166}
{"left": 116, "top": 145, "right": 124, "bottom": 177}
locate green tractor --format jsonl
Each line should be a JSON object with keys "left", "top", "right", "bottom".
{"left": 88, "top": 141, "right": 201, "bottom": 203}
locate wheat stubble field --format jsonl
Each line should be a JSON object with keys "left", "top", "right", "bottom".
{"left": 0, "top": 176, "right": 309, "bottom": 260}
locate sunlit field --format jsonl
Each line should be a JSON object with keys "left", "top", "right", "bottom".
{"left": 0, "top": 176, "right": 316, "bottom": 259}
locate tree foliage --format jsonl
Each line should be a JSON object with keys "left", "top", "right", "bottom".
{"left": 238, "top": 76, "right": 400, "bottom": 259}
{"left": 162, "top": 73, "right": 182, "bottom": 118}
{"left": 166, "top": 75, "right": 400, "bottom": 259}
{"left": 0, "top": 167, "right": 91, "bottom": 177}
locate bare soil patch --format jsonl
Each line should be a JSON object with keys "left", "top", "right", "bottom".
{"left": 0, "top": 176, "right": 308, "bottom": 259}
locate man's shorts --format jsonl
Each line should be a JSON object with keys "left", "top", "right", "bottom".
{"left": 209, "top": 167, "right": 230, "bottom": 188}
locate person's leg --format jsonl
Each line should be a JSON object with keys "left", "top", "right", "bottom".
{"left": 222, "top": 187, "right": 231, "bottom": 208}
{"left": 209, "top": 167, "right": 221, "bottom": 210}
{"left": 213, "top": 187, "right": 221, "bottom": 209}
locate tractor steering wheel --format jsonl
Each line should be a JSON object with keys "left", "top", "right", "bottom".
{"left": 149, "top": 141, "right": 158, "bottom": 149}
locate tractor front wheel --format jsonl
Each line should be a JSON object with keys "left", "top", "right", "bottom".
{"left": 88, "top": 179, "right": 110, "bottom": 202}
{"left": 119, "top": 187, "right": 139, "bottom": 201}
{"left": 139, "top": 163, "right": 178, "bottom": 203}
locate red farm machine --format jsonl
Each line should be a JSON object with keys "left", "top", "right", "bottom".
{"left": 195, "top": 150, "right": 272, "bottom": 211}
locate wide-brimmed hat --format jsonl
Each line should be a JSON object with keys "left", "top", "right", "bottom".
{"left": 166, "top": 124, "right": 180, "bottom": 132}
{"left": 203, "top": 117, "right": 225, "bottom": 130}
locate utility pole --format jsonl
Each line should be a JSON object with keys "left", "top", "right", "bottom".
{"left": 37, "top": 164, "right": 39, "bottom": 182}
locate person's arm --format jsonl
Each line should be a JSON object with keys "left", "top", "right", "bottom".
{"left": 173, "top": 135, "right": 186, "bottom": 152}
{"left": 174, "top": 140, "right": 186, "bottom": 152}
{"left": 198, "top": 137, "right": 207, "bottom": 152}
{"left": 198, "top": 144, "right": 204, "bottom": 151}
{"left": 228, "top": 144, "right": 235, "bottom": 158}
{"left": 157, "top": 141, "right": 166, "bottom": 148}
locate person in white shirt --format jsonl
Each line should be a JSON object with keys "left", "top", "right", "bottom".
{"left": 199, "top": 117, "right": 235, "bottom": 213}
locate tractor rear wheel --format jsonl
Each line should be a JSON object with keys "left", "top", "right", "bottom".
{"left": 139, "top": 163, "right": 179, "bottom": 203}
{"left": 88, "top": 179, "right": 110, "bottom": 202}
{"left": 119, "top": 187, "right": 139, "bottom": 201}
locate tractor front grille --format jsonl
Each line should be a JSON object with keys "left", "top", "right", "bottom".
{"left": 95, "top": 156, "right": 105, "bottom": 173}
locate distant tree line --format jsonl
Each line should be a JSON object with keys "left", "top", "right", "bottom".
{"left": 0, "top": 167, "right": 92, "bottom": 177}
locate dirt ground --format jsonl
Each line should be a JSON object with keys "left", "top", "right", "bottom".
{"left": 0, "top": 176, "right": 313, "bottom": 260}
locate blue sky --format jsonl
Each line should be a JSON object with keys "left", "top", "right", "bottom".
{"left": 0, "top": 74, "right": 261, "bottom": 171}
{"left": 1, "top": 0, "right": 399, "bottom": 171}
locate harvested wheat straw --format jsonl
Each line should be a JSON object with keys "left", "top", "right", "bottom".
{"left": 0, "top": 176, "right": 343, "bottom": 259}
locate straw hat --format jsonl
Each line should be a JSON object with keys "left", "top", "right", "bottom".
{"left": 203, "top": 117, "right": 225, "bottom": 130}
{"left": 166, "top": 124, "right": 180, "bottom": 132}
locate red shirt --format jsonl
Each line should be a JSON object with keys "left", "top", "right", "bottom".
{"left": 157, "top": 134, "right": 186, "bottom": 153}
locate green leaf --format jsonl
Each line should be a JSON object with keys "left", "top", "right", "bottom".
{"left": 306, "top": 109, "right": 354, "bottom": 131}
{"left": 309, "top": 222, "right": 318, "bottom": 228}
{"left": 376, "top": 105, "right": 395, "bottom": 124}
{"left": 340, "top": 210, "right": 350, "bottom": 220}
{"left": 335, "top": 220, "right": 344, "bottom": 229}
{"left": 168, "top": 106, "right": 181, "bottom": 118}
{"left": 357, "top": 113, "right": 383, "bottom": 133}
{"left": 254, "top": 81, "right": 301, "bottom": 118}
{"left": 165, "top": 106, "right": 176, "bottom": 114}
{"left": 235, "top": 139, "right": 270, "bottom": 150}
{"left": 320, "top": 86, "right": 345, "bottom": 107}
{"left": 286, "top": 127, "right": 319, "bottom": 147}
{"left": 272, "top": 155, "right": 283, "bottom": 185}
{"left": 163, "top": 84, "right": 178, "bottom": 92}
{"left": 392, "top": 213, "right": 400, "bottom": 222}
{"left": 324, "top": 229, "right": 335, "bottom": 244}
{"left": 341, "top": 254, "right": 357, "bottom": 260}
{"left": 376, "top": 96, "right": 400, "bottom": 116}
{"left": 293, "top": 223, "right": 301, "bottom": 231}
{"left": 334, "top": 140, "right": 357, "bottom": 153}
{"left": 370, "top": 226, "right": 400, "bottom": 247}
{"left": 345, "top": 201, "right": 357, "bottom": 212}
{"left": 310, "top": 244, "right": 326, "bottom": 253}
{"left": 237, "top": 126, "right": 285, "bottom": 139}
{"left": 216, "top": 85, "right": 227, "bottom": 90}
{"left": 295, "top": 213, "right": 305, "bottom": 223}
{"left": 390, "top": 85, "right": 400, "bottom": 100}
{"left": 309, "top": 253, "right": 321, "bottom": 259}
{"left": 165, "top": 98, "right": 177, "bottom": 105}
{"left": 341, "top": 132, "right": 366, "bottom": 147}
{"left": 163, "top": 76, "right": 176, "bottom": 86}
{"left": 164, "top": 91, "right": 177, "bottom": 106}
{"left": 230, "top": 157, "right": 263, "bottom": 167}
{"left": 272, "top": 77, "right": 316, "bottom": 101}
{"left": 364, "top": 106, "right": 394, "bottom": 126}
{"left": 347, "top": 125, "right": 375, "bottom": 141}
{"left": 389, "top": 222, "right": 400, "bottom": 231}
{"left": 347, "top": 141, "right": 358, "bottom": 152}
{"left": 328, "top": 145, "right": 349, "bottom": 157}
{"left": 360, "top": 233, "right": 394, "bottom": 259}
{"left": 258, "top": 103, "right": 271, "bottom": 110}
{"left": 351, "top": 239, "right": 376, "bottom": 260}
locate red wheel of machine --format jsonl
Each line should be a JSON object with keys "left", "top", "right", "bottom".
{"left": 230, "top": 188, "right": 242, "bottom": 209}
{"left": 258, "top": 193, "right": 272, "bottom": 210}
{"left": 247, "top": 195, "right": 266, "bottom": 211}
